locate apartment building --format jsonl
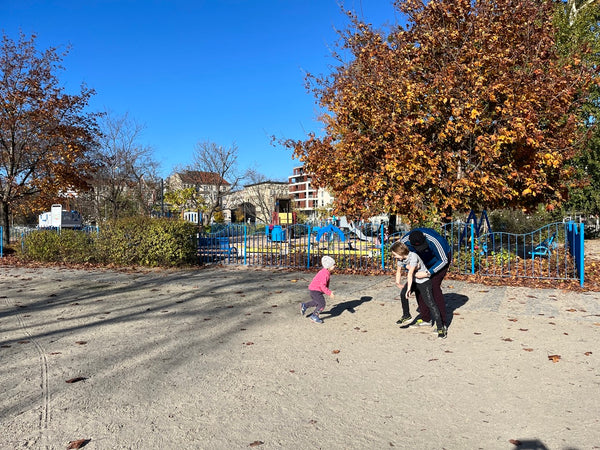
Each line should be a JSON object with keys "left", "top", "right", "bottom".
{"left": 288, "top": 166, "right": 334, "bottom": 218}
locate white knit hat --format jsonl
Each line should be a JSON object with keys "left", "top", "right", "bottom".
{"left": 321, "top": 255, "right": 335, "bottom": 269}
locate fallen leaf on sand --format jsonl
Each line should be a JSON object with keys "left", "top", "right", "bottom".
{"left": 65, "top": 377, "right": 87, "bottom": 383}
{"left": 508, "top": 318, "right": 518, "bottom": 322}
{"left": 509, "top": 439, "right": 522, "bottom": 445}
{"left": 519, "top": 329, "right": 528, "bottom": 332}
{"left": 502, "top": 338, "right": 513, "bottom": 342}
{"left": 249, "top": 441, "right": 264, "bottom": 447}
{"left": 244, "top": 342, "right": 254, "bottom": 346}
{"left": 548, "top": 354, "right": 561, "bottom": 363}
{"left": 566, "top": 308, "right": 576, "bottom": 312}
{"left": 584, "top": 352, "right": 592, "bottom": 356}
{"left": 290, "top": 279, "right": 299, "bottom": 283}
{"left": 332, "top": 349, "right": 340, "bottom": 354}
{"left": 75, "top": 341, "right": 87, "bottom": 345}
{"left": 67, "top": 438, "right": 91, "bottom": 449}
{"left": 523, "top": 348, "right": 534, "bottom": 352}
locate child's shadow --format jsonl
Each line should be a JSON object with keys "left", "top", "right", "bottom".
{"left": 321, "top": 296, "right": 372, "bottom": 318}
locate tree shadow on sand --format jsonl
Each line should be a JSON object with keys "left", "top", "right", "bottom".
{"left": 321, "top": 296, "right": 372, "bottom": 319}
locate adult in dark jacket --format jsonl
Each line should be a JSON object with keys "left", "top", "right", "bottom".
{"left": 400, "top": 228, "right": 452, "bottom": 325}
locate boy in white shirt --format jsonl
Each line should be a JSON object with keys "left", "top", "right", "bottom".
{"left": 390, "top": 241, "right": 447, "bottom": 339}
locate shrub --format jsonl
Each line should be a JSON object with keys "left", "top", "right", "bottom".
{"left": 19, "top": 229, "right": 96, "bottom": 263}
{"left": 19, "top": 217, "right": 198, "bottom": 267}
{"left": 95, "top": 217, "right": 198, "bottom": 267}
{"left": 488, "top": 206, "right": 562, "bottom": 234}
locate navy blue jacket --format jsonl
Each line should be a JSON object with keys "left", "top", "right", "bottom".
{"left": 400, "top": 227, "right": 451, "bottom": 275}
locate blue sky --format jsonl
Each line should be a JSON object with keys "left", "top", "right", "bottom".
{"left": 2, "top": 0, "right": 401, "bottom": 180}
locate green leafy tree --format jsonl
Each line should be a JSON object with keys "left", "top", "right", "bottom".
{"left": 164, "top": 187, "right": 206, "bottom": 224}
{"left": 555, "top": 0, "right": 600, "bottom": 215}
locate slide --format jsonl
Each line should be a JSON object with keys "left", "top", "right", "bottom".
{"left": 348, "top": 221, "right": 374, "bottom": 242}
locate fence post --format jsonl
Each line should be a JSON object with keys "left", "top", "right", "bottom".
{"left": 243, "top": 224, "right": 247, "bottom": 265}
{"left": 580, "top": 222, "right": 585, "bottom": 288}
{"left": 380, "top": 223, "right": 385, "bottom": 270}
{"left": 470, "top": 222, "right": 475, "bottom": 275}
{"left": 0, "top": 226, "right": 3, "bottom": 258}
{"left": 307, "top": 225, "right": 311, "bottom": 269}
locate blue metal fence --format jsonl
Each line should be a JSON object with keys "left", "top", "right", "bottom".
{"left": 198, "top": 221, "right": 585, "bottom": 286}
{"left": 1, "top": 221, "right": 585, "bottom": 286}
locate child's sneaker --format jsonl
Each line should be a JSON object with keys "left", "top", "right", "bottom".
{"left": 437, "top": 326, "right": 448, "bottom": 339}
{"left": 300, "top": 303, "right": 307, "bottom": 316}
{"left": 409, "top": 318, "right": 431, "bottom": 327}
{"left": 309, "top": 313, "right": 323, "bottom": 324}
{"left": 396, "top": 314, "right": 412, "bottom": 325}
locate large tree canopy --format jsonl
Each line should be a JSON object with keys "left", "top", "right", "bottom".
{"left": 555, "top": 0, "right": 600, "bottom": 215}
{"left": 0, "top": 32, "right": 98, "bottom": 243}
{"left": 287, "top": 0, "right": 596, "bottom": 223}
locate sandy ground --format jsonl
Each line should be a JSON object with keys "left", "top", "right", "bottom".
{"left": 1, "top": 263, "right": 599, "bottom": 450}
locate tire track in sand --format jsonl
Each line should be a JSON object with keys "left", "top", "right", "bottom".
{"left": 5, "top": 296, "right": 50, "bottom": 449}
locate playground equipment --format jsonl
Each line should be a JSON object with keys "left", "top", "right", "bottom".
{"left": 314, "top": 224, "right": 346, "bottom": 242}
{"left": 459, "top": 210, "right": 491, "bottom": 248}
{"left": 528, "top": 232, "right": 558, "bottom": 258}
{"left": 348, "top": 221, "right": 375, "bottom": 242}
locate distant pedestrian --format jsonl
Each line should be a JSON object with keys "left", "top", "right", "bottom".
{"left": 301, "top": 256, "right": 335, "bottom": 324}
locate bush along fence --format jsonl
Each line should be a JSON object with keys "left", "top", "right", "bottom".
{"left": 1, "top": 220, "right": 585, "bottom": 287}
{"left": 198, "top": 221, "right": 585, "bottom": 287}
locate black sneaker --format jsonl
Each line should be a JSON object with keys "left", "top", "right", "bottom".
{"left": 396, "top": 314, "right": 412, "bottom": 325}
{"left": 437, "top": 326, "right": 448, "bottom": 339}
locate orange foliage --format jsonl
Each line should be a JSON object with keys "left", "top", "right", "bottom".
{"left": 0, "top": 32, "right": 99, "bottom": 236}
{"left": 285, "top": 0, "right": 595, "bottom": 222}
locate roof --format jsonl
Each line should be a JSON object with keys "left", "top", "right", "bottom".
{"left": 244, "top": 181, "right": 288, "bottom": 188}
{"left": 178, "top": 170, "right": 230, "bottom": 186}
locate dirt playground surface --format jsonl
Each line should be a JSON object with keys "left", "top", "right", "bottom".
{"left": 1, "top": 261, "right": 599, "bottom": 449}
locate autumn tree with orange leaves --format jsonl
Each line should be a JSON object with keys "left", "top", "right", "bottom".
{"left": 286, "top": 0, "right": 597, "bottom": 224}
{"left": 0, "top": 32, "right": 99, "bottom": 245}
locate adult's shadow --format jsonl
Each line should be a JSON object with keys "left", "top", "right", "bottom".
{"left": 445, "top": 292, "right": 469, "bottom": 326}
{"left": 321, "top": 296, "right": 372, "bottom": 319}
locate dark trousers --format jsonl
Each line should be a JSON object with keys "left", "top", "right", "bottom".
{"left": 416, "top": 263, "right": 449, "bottom": 325}
{"left": 401, "top": 279, "right": 444, "bottom": 329}
{"left": 305, "top": 290, "right": 326, "bottom": 315}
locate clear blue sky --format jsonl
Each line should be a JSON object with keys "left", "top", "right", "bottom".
{"left": 3, "top": 0, "right": 401, "bottom": 181}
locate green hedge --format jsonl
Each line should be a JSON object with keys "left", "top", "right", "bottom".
{"left": 19, "top": 217, "right": 199, "bottom": 267}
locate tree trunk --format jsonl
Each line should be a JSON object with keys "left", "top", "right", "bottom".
{"left": 0, "top": 200, "right": 10, "bottom": 247}
{"left": 388, "top": 214, "right": 397, "bottom": 235}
